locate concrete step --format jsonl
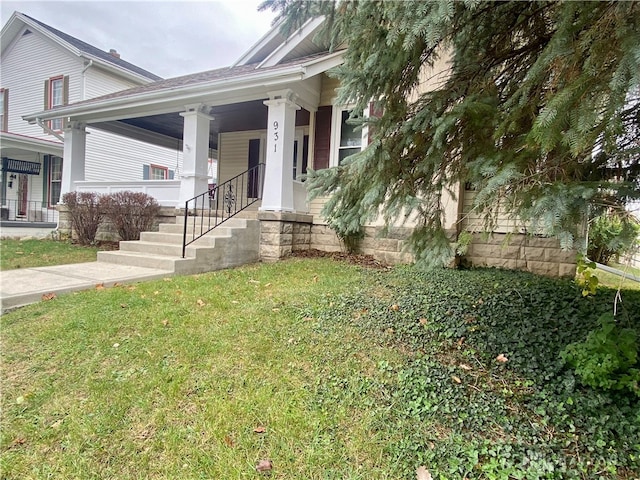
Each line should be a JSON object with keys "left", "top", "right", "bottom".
{"left": 158, "top": 223, "right": 237, "bottom": 236}
{"left": 119, "top": 240, "right": 190, "bottom": 258}
{"left": 98, "top": 250, "right": 192, "bottom": 271}
{"left": 174, "top": 216, "right": 250, "bottom": 227}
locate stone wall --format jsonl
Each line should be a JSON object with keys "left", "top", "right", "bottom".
{"left": 258, "top": 211, "right": 313, "bottom": 262}
{"left": 57, "top": 205, "right": 177, "bottom": 242}
{"left": 463, "top": 233, "right": 577, "bottom": 278}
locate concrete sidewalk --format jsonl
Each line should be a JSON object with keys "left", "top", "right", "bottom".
{"left": 0, "top": 262, "right": 173, "bottom": 313}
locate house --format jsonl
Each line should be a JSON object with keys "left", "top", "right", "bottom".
{"left": 21, "top": 16, "right": 576, "bottom": 277}
{"left": 0, "top": 12, "right": 187, "bottom": 227}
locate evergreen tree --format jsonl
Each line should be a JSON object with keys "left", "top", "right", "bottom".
{"left": 262, "top": 0, "right": 640, "bottom": 266}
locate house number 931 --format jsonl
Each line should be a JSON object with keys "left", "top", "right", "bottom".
{"left": 273, "top": 121, "right": 279, "bottom": 152}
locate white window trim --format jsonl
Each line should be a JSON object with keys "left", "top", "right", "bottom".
{"left": 329, "top": 103, "right": 370, "bottom": 168}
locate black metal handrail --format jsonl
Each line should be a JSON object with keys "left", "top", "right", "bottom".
{"left": 182, "top": 163, "right": 265, "bottom": 257}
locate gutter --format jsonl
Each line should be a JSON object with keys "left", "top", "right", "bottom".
{"left": 36, "top": 119, "right": 64, "bottom": 142}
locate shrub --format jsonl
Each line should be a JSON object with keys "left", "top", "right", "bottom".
{"left": 102, "top": 191, "right": 160, "bottom": 241}
{"left": 588, "top": 211, "right": 639, "bottom": 264}
{"left": 562, "top": 313, "right": 640, "bottom": 395}
{"left": 61, "top": 191, "right": 104, "bottom": 245}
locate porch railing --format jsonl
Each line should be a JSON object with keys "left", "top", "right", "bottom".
{"left": 182, "top": 163, "right": 265, "bottom": 257}
{"left": 1, "top": 199, "right": 58, "bottom": 224}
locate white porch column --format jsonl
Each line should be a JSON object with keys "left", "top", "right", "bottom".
{"left": 61, "top": 121, "right": 87, "bottom": 200}
{"left": 178, "top": 104, "right": 213, "bottom": 206}
{"left": 260, "top": 90, "right": 300, "bottom": 212}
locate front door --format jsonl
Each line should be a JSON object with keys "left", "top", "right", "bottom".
{"left": 247, "top": 138, "right": 261, "bottom": 199}
{"left": 17, "top": 174, "right": 28, "bottom": 216}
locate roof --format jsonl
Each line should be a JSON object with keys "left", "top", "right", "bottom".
{"left": 26, "top": 49, "right": 344, "bottom": 120}
{"left": 1, "top": 12, "right": 162, "bottom": 82}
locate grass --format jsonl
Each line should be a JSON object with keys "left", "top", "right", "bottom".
{"left": 1, "top": 259, "right": 404, "bottom": 479}
{"left": 0, "top": 238, "right": 100, "bottom": 270}
{"left": 2, "top": 256, "right": 639, "bottom": 478}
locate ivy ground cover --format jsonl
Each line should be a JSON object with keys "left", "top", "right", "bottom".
{"left": 2, "top": 259, "right": 639, "bottom": 479}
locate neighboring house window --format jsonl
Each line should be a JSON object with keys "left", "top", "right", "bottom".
{"left": 49, "top": 156, "right": 63, "bottom": 206}
{"left": 0, "top": 89, "right": 7, "bottom": 131}
{"left": 329, "top": 106, "right": 367, "bottom": 167}
{"left": 44, "top": 76, "right": 69, "bottom": 133}
{"left": 150, "top": 165, "right": 168, "bottom": 180}
{"left": 143, "top": 164, "right": 173, "bottom": 180}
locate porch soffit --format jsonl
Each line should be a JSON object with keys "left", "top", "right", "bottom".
{"left": 91, "top": 100, "right": 312, "bottom": 151}
{"left": 0, "top": 132, "right": 63, "bottom": 157}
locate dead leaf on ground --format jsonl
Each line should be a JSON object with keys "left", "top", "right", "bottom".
{"left": 416, "top": 466, "right": 433, "bottom": 480}
{"left": 95, "top": 283, "right": 105, "bottom": 290}
{"left": 256, "top": 459, "right": 273, "bottom": 473}
{"left": 161, "top": 319, "right": 170, "bottom": 327}
{"left": 272, "top": 308, "right": 280, "bottom": 312}
{"left": 496, "top": 353, "right": 509, "bottom": 363}
{"left": 154, "top": 290, "right": 160, "bottom": 295}
{"left": 163, "top": 277, "right": 172, "bottom": 282}
{"left": 452, "top": 375, "right": 462, "bottom": 384}
{"left": 312, "top": 275, "right": 318, "bottom": 283}
{"left": 253, "top": 426, "right": 266, "bottom": 434}
{"left": 197, "top": 299, "right": 205, "bottom": 307}
{"left": 419, "top": 318, "right": 428, "bottom": 325}
{"left": 232, "top": 300, "right": 239, "bottom": 304}
{"left": 249, "top": 279, "right": 260, "bottom": 284}
{"left": 223, "top": 434, "right": 235, "bottom": 447}
{"left": 390, "top": 304, "right": 400, "bottom": 311}
{"left": 120, "top": 304, "right": 127, "bottom": 309}
{"left": 42, "top": 292, "right": 57, "bottom": 301}
{"left": 459, "top": 363, "right": 473, "bottom": 371}
{"left": 264, "top": 283, "right": 272, "bottom": 288}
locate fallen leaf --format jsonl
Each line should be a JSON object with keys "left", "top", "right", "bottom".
{"left": 459, "top": 363, "right": 473, "bottom": 371}
{"left": 457, "top": 337, "right": 465, "bottom": 347}
{"left": 197, "top": 299, "right": 205, "bottom": 307}
{"left": 95, "top": 283, "right": 105, "bottom": 290}
{"left": 15, "top": 251, "right": 24, "bottom": 254}
{"left": 16, "top": 396, "right": 25, "bottom": 405}
{"left": 416, "top": 466, "right": 433, "bottom": 480}
{"left": 264, "top": 283, "right": 272, "bottom": 288}
{"left": 249, "top": 279, "right": 260, "bottom": 284}
{"left": 419, "top": 318, "right": 428, "bottom": 325}
{"left": 10, "top": 437, "right": 26, "bottom": 447}
{"left": 154, "top": 291, "right": 160, "bottom": 295}
{"left": 120, "top": 304, "right": 128, "bottom": 309}
{"left": 163, "top": 277, "right": 172, "bottom": 282}
{"left": 386, "top": 328, "right": 395, "bottom": 335}
{"left": 232, "top": 300, "right": 239, "bottom": 304}
{"left": 390, "top": 304, "right": 400, "bottom": 311}
{"left": 256, "top": 459, "right": 273, "bottom": 473}
{"left": 253, "top": 426, "right": 266, "bottom": 434}
{"left": 272, "top": 308, "right": 280, "bottom": 312}
{"left": 113, "top": 282, "right": 121, "bottom": 287}
{"left": 161, "top": 319, "right": 169, "bottom": 327}
{"left": 312, "top": 275, "right": 318, "bottom": 283}
{"left": 42, "top": 292, "right": 57, "bottom": 301}
{"left": 50, "top": 419, "right": 63, "bottom": 429}
{"left": 113, "top": 343, "right": 120, "bottom": 348}
{"left": 496, "top": 354, "right": 509, "bottom": 363}
{"left": 223, "top": 434, "right": 235, "bottom": 447}
{"left": 452, "top": 375, "right": 462, "bottom": 384}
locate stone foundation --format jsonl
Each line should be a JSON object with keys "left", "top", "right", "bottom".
{"left": 57, "top": 205, "right": 177, "bottom": 242}
{"left": 464, "top": 233, "right": 577, "bottom": 278}
{"left": 258, "top": 211, "right": 313, "bottom": 262}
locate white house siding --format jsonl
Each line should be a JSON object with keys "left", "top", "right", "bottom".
{"left": 84, "top": 128, "right": 183, "bottom": 182}
{"left": 1, "top": 26, "right": 81, "bottom": 139}
{"left": 84, "top": 66, "right": 139, "bottom": 99}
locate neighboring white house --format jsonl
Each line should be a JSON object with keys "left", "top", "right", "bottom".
{"left": 22, "top": 16, "right": 576, "bottom": 277}
{"left": 0, "top": 12, "right": 190, "bottom": 224}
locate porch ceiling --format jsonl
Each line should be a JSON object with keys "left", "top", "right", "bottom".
{"left": 90, "top": 100, "right": 311, "bottom": 151}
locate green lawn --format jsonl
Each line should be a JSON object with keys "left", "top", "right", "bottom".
{"left": 2, "top": 259, "right": 639, "bottom": 479}
{"left": 0, "top": 238, "right": 100, "bottom": 270}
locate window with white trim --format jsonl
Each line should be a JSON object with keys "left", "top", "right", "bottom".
{"left": 49, "top": 156, "right": 63, "bottom": 206}
{"left": 49, "top": 77, "right": 64, "bottom": 131}
{"left": 0, "top": 89, "right": 7, "bottom": 131}
{"left": 150, "top": 164, "right": 168, "bottom": 180}
{"left": 329, "top": 106, "right": 368, "bottom": 167}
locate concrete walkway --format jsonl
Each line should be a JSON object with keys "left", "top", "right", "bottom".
{"left": 0, "top": 262, "right": 173, "bottom": 313}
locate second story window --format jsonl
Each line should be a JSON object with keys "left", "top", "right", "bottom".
{"left": 44, "top": 75, "right": 68, "bottom": 133}
{"left": 0, "top": 89, "right": 7, "bottom": 131}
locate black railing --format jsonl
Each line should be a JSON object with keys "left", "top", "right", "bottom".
{"left": 1, "top": 200, "right": 58, "bottom": 223}
{"left": 182, "top": 163, "right": 265, "bottom": 257}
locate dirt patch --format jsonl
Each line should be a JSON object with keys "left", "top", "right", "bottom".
{"left": 292, "top": 249, "right": 390, "bottom": 269}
